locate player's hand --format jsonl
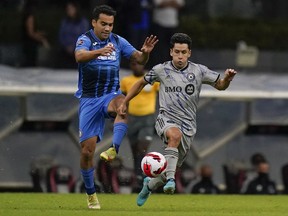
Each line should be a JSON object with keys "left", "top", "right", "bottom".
{"left": 141, "top": 35, "right": 158, "bottom": 54}
{"left": 224, "top": 69, "right": 237, "bottom": 81}
{"left": 99, "top": 43, "right": 115, "bottom": 56}
{"left": 117, "top": 103, "right": 127, "bottom": 116}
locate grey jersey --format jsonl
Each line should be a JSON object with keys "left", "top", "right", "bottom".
{"left": 144, "top": 61, "right": 220, "bottom": 136}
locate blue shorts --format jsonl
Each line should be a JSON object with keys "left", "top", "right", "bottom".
{"left": 78, "top": 90, "right": 122, "bottom": 143}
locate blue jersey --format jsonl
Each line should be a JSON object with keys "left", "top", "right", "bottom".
{"left": 75, "top": 29, "right": 136, "bottom": 98}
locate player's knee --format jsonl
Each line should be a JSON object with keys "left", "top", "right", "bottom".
{"left": 114, "top": 94, "right": 125, "bottom": 106}
{"left": 81, "top": 148, "right": 94, "bottom": 161}
{"left": 167, "top": 128, "right": 182, "bottom": 142}
{"left": 170, "top": 133, "right": 182, "bottom": 143}
{"left": 167, "top": 132, "right": 182, "bottom": 148}
{"left": 81, "top": 144, "right": 95, "bottom": 161}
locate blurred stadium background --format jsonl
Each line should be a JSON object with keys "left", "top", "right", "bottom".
{"left": 0, "top": 0, "right": 288, "bottom": 194}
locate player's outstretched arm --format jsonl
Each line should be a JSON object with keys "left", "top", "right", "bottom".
{"left": 117, "top": 78, "right": 148, "bottom": 115}
{"left": 214, "top": 68, "right": 237, "bottom": 90}
{"left": 131, "top": 35, "right": 158, "bottom": 65}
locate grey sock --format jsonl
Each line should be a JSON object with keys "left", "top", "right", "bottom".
{"left": 148, "top": 173, "right": 166, "bottom": 191}
{"left": 164, "top": 147, "right": 179, "bottom": 180}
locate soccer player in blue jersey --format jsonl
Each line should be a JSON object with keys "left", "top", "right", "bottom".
{"left": 74, "top": 5, "right": 158, "bottom": 209}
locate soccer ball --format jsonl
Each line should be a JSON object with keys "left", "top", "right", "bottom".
{"left": 141, "top": 152, "right": 167, "bottom": 178}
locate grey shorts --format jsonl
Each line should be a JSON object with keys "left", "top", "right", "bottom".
{"left": 127, "top": 114, "right": 155, "bottom": 143}
{"left": 155, "top": 112, "right": 195, "bottom": 167}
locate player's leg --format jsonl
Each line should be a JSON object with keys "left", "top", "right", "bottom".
{"left": 155, "top": 114, "right": 181, "bottom": 194}
{"left": 148, "top": 173, "right": 166, "bottom": 190}
{"left": 79, "top": 98, "right": 103, "bottom": 209}
{"left": 162, "top": 127, "right": 182, "bottom": 194}
{"left": 100, "top": 93, "right": 128, "bottom": 161}
{"left": 137, "top": 177, "right": 151, "bottom": 206}
{"left": 137, "top": 173, "right": 166, "bottom": 206}
{"left": 173, "top": 134, "right": 195, "bottom": 192}
{"left": 80, "top": 137, "right": 100, "bottom": 209}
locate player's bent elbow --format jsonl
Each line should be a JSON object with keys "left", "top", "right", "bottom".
{"left": 218, "top": 86, "right": 228, "bottom": 91}
{"left": 215, "top": 80, "right": 230, "bottom": 91}
{"left": 74, "top": 54, "right": 82, "bottom": 63}
{"left": 75, "top": 51, "right": 89, "bottom": 63}
{"left": 75, "top": 55, "right": 86, "bottom": 63}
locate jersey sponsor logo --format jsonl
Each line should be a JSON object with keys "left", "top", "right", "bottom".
{"left": 164, "top": 84, "right": 195, "bottom": 95}
{"left": 97, "top": 51, "right": 117, "bottom": 60}
{"left": 185, "top": 84, "right": 195, "bottom": 95}
{"left": 165, "top": 86, "right": 182, "bottom": 93}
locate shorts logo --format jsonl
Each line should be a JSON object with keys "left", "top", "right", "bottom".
{"left": 185, "top": 84, "right": 195, "bottom": 95}
{"left": 79, "top": 130, "right": 82, "bottom": 138}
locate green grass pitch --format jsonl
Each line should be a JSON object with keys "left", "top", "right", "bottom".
{"left": 1, "top": 193, "right": 288, "bottom": 216}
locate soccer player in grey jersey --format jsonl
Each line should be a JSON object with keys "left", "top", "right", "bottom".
{"left": 118, "top": 33, "right": 236, "bottom": 206}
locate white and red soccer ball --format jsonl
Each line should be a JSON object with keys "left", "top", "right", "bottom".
{"left": 141, "top": 152, "right": 167, "bottom": 178}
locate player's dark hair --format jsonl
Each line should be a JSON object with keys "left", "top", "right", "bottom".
{"left": 92, "top": 5, "right": 117, "bottom": 20}
{"left": 170, "top": 33, "right": 192, "bottom": 50}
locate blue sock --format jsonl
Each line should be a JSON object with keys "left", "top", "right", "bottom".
{"left": 81, "top": 168, "right": 96, "bottom": 195}
{"left": 112, "top": 122, "right": 128, "bottom": 153}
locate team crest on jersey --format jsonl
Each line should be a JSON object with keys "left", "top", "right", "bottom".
{"left": 185, "top": 84, "right": 195, "bottom": 95}
{"left": 186, "top": 73, "right": 195, "bottom": 82}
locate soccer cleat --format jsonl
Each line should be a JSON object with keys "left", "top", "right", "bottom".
{"left": 100, "top": 146, "right": 117, "bottom": 162}
{"left": 163, "top": 178, "right": 176, "bottom": 194}
{"left": 87, "top": 193, "right": 101, "bottom": 209}
{"left": 137, "top": 177, "right": 151, "bottom": 206}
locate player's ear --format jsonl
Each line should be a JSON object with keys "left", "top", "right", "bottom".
{"left": 92, "top": 19, "right": 96, "bottom": 28}
{"left": 170, "top": 48, "right": 173, "bottom": 57}
{"left": 188, "top": 49, "right": 192, "bottom": 58}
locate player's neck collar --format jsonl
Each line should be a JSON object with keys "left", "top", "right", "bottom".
{"left": 170, "top": 61, "right": 189, "bottom": 71}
